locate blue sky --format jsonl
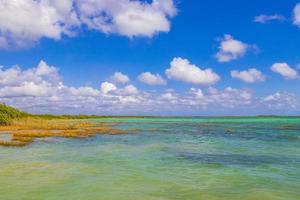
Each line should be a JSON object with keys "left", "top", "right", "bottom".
{"left": 0, "top": 0, "right": 299, "bottom": 115}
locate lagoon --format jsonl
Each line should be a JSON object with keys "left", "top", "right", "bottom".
{"left": 1, "top": 117, "right": 300, "bottom": 200}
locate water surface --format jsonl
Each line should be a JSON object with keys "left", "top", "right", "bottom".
{"left": 1, "top": 117, "right": 300, "bottom": 200}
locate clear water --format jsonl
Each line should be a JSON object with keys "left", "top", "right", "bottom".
{"left": 0, "top": 117, "right": 300, "bottom": 200}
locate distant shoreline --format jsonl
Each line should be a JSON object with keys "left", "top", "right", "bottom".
{"left": 34, "top": 115, "right": 300, "bottom": 118}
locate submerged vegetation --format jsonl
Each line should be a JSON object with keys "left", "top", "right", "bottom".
{"left": 0, "top": 118, "right": 128, "bottom": 147}
{"left": 1, "top": 103, "right": 299, "bottom": 147}
{"left": 0, "top": 104, "right": 128, "bottom": 147}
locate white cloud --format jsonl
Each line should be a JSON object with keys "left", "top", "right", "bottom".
{"left": 75, "top": 86, "right": 100, "bottom": 97}
{"left": 111, "top": 72, "right": 130, "bottom": 84}
{"left": 231, "top": 68, "right": 266, "bottom": 83}
{"left": 166, "top": 57, "right": 220, "bottom": 85}
{"left": 271, "top": 63, "right": 298, "bottom": 80}
{"left": 204, "top": 87, "right": 253, "bottom": 108}
{"left": 138, "top": 72, "right": 166, "bottom": 85}
{"left": 122, "top": 85, "right": 139, "bottom": 95}
{"left": 216, "top": 34, "right": 250, "bottom": 62}
{"left": 254, "top": 14, "right": 285, "bottom": 23}
{"left": 189, "top": 88, "right": 204, "bottom": 99}
{"left": 78, "top": 0, "right": 177, "bottom": 38}
{"left": 1, "top": 60, "right": 299, "bottom": 115}
{"left": 263, "top": 92, "right": 300, "bottom": 111}
{"left": 0, "top": 60, "right": 61, "bottom": 97}
{"left": 0, "top": 81, "right": 54, "bottom": 97}
{"left": 263, "top": 92, "right": 281, "bottom": 102}
{"left": 100, "top": 82, "right": 117, "bottom": 94}
{"left": 293, "top": 3, "right": 300, "bottom": 27}
{"left": 0, "top": 61, "right": 147, "bottom": 114}
{"left": 0, "top": 0, "right": 177, "bottom": 49}
{"left": 0, "top": 0, "right": 78, "bottom": 49}
{"left": 163, "top": 87, "right": 254, "bottom": 110}
{"left": 0, "top": 60, "right": 61, "bottom": 87}
{"left": 161, "top": 92, "right": 177, "bottom": 101}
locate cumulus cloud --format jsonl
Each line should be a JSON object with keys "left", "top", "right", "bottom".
{"left": 138, "top": 72, "right": 166, "bottom": 85}
{"left": 189, "top": 88, "right": 204, "bottom": 99}
{"left": 166, "top": 57, "right": 220, "bottom": 85}
{"left": 158, "top": 87, "right": 254, "bottom": 112}
{"left": 0, "top": 81, "right": 54, "bottom": 98}
{"left": 264, "top": 92, "right": 281, "bottom": 102}
{"left": 100, "top": 82, "right": 117, "bottom": 94}
{"left": 77, "top": 0, "right": 177, "bottom": 38}
{"left": 216, "top": 35, "right": 250, "bottom": 62}
{"left": 293, "top": 3, "right": 300, "bottom": 27}
{"left": 0, "top": 0, "right": 177, "bottom": 49}
{"left": 0, "top": 61, "right": 147, "bottom": 114}
{"left": 161, "top": 92, "right": 177, "bottom": 101}
{"left": 254, "top": 14, "right": 285, "bottom": 23}
{"left": 0, "top": 61, "right": 59, "bottom": 87}
{"left": 111, "top": 72, "right": 130, "bottom": 84}
{"left": 204, "top": 87, "right": 253, "bottom": 108}
{"left": 263, "top": 92, "right": 300, "bottom": 112}
{"left": 0, "top": 60, "right": 61, "bottom": 97}
{"left": 231, "top": 68, "right": 266, "bottom": 83}
{"left": 0, "top": 0, "right": 79, "bottom": 49}
{"left": 1, "top": 60, "right": 299, "bottom": 115}
{"left": 271, "top": 63, "right": 298, "bottom": 80}
{"left": 122, "top": 85, "right": 139, "bottom": 95}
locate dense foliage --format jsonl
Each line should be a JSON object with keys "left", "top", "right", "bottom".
{"left": 0, "top": 103, "right": 157, "bottom": 126}
{"left": 0, "top": 103, "right": 29, "bottom": 125}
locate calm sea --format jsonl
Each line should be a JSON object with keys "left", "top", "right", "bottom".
{"left": 1, "top": 117, "right": 300, "bottom": 200}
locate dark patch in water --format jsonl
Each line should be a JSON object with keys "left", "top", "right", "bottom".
{"left": 177, "top": 152, "right": 300, "bottom": 167}
{"left": 183, "top": 126, "right": 300, "bottom": 142}
{"left": 275, "top": 125, "right": 300, "bottom": 131}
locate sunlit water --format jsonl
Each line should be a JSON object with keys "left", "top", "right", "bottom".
{"left": 1, "top": 117, "right": 300, "bottom": 200}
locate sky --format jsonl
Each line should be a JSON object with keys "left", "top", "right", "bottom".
{"left": 0, "top": 0, "right": 300, "bottom": 116}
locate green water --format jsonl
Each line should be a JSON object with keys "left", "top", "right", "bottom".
{"left": 1, "top": 117, "right": 300, "bottom": 200}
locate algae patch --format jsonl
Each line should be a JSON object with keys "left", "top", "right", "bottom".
{"left": 0, "top": 118, "right": 128, "bottom": 147}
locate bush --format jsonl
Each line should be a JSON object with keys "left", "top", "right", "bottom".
{"left": 0, "top": 113, "right": 12, "bottom": 125}
{"left": 0, "top": 103, "right": 29, "bottom": 125}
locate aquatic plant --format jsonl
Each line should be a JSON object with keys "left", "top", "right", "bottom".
{"left": 0, "top": 117, "right": 128, "bottom": 147}
{"left": 0, "top": 104, "right": 139, "bottom": 147}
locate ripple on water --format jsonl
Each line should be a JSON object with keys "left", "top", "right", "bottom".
{"left": 1, "top": 117, "right": 300, "bottom": 200}
{"left": 176, "top": 152, "right": 300, "bottom": 167}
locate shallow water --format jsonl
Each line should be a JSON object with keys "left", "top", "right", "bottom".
{"left": 1, "top": 117, "right": 300, "bottom": 200}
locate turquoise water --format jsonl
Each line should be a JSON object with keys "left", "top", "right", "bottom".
{"left": 0, "top": 117, "right": 300, "bottom": 200}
